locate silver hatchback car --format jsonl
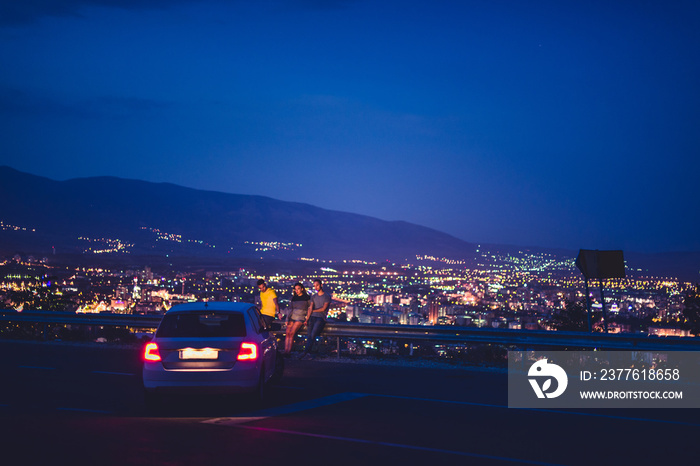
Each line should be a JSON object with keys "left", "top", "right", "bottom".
{"left": 142, "top": 302, "right": 281, "bottom": 406}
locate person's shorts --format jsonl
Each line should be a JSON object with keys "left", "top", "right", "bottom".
{"left": 288, "top": 309, "right": 307, "bottom": 322}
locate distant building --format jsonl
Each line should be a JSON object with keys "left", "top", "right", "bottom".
{"left": 427, "top": 298, "right": 440, "bottom": 325}
{"left": 345, "top": 304, "right": 361, "bottom": 320}
{"left": 110, "top": 299, "right": 128, "bottom": 313}
{"left": 648, "top": 327, "right": 692, "bottom": 337}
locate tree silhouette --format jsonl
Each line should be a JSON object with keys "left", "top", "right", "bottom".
{"left": 550, "top": 300, "right": 600, "bottom": 332}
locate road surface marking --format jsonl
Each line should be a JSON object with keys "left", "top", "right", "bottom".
{"left": 378, "top": 394, "right": 700, "bottom": 428}
{"left": 203, "top": 392, "right": 367, "bottom": 426}
{"left": 206, "top": 392, "right": 695, "bottom": 464}
{"left": 207, "top": 391, "right": 700, "bottom": 429}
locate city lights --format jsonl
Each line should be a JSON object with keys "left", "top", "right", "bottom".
{"left": 0, "top": 245, "right": 695, "bottom": 337}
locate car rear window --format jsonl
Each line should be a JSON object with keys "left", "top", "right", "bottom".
{"left": 156, "top": 311, "right": 247, "bottom": 338}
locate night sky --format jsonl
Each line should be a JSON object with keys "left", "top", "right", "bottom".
{"left": 1, "top": 0, "right": 698, "bottom": 253}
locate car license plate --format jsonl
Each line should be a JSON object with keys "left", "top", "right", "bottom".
{"left": 180, "top": 347, "right": 218, "bottom": 360}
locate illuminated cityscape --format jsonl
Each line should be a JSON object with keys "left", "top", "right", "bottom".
{"left": 1, "top": 242, "right": 696, "bottom": 338}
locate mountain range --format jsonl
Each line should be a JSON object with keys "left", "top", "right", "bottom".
{"left": 1, "top": 166, "right": 698, "bottom": 282}
{"left": 0, "top": 166, "right": 477, "bottom": 263}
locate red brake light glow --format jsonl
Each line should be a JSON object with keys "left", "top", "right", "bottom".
{"left": 237, "top": 342, "right": 258, "bottom": 361}
{"left": 143, "top": 342, "right": 161, "bottom": 362}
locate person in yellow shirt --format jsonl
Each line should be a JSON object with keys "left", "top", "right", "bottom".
{"left": 257, "top": 279, "right": 279, "bottom": 327}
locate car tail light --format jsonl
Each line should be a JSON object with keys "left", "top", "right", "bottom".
{"left": 237, "top": 342, "right": 258, "bottom": 361}
{"left": 143, "top": 342, "right": 161, "bottom": 362}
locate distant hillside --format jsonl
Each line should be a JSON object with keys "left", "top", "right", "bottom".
{"left": 0, "top": 166, "right": 477, "bottom": 262}
{"left": 2, "top": 166, "right": 698, "bottom": 282}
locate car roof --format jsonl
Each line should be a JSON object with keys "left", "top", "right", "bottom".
{"left": 165, "top": 302, "right": 257, "bottom": 314}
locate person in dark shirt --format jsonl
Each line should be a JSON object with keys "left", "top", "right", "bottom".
{"left": 301, "top": 279, "right": 331, "bottom": 359}
{"left": 284, "top": 282, "right": 312, "bottom": 356}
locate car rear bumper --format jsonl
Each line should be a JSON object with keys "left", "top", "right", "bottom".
{"left": 143, "top": 361, "right": 259, "bottom": 393}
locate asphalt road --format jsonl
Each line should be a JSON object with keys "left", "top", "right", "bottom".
{"left": 1, "top": 340, "right": 698, "bottom": 466}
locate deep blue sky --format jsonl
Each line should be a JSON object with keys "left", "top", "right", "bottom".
{"left": 1, "top": 0, "right": 699, "bottom": 253}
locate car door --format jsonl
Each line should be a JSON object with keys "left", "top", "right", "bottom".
{"left": 247, "top": 307, "right": 276, "bottom": 379}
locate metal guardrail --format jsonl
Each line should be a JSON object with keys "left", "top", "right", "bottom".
{"left": 323, "top": 322, "right": 700, "bottom": 351}
{"left": 1, "top": 310, "right": 699, "bottom": 351}
{"left": 0, "top": 310, "right": 163, "bottom": 328}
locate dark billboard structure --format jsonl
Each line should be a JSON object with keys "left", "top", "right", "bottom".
{"left": 576, "top": 250, "right": 626, "bottom": 332}
{"left": 575, "top": 250, "right": 626, "bottom": 280}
